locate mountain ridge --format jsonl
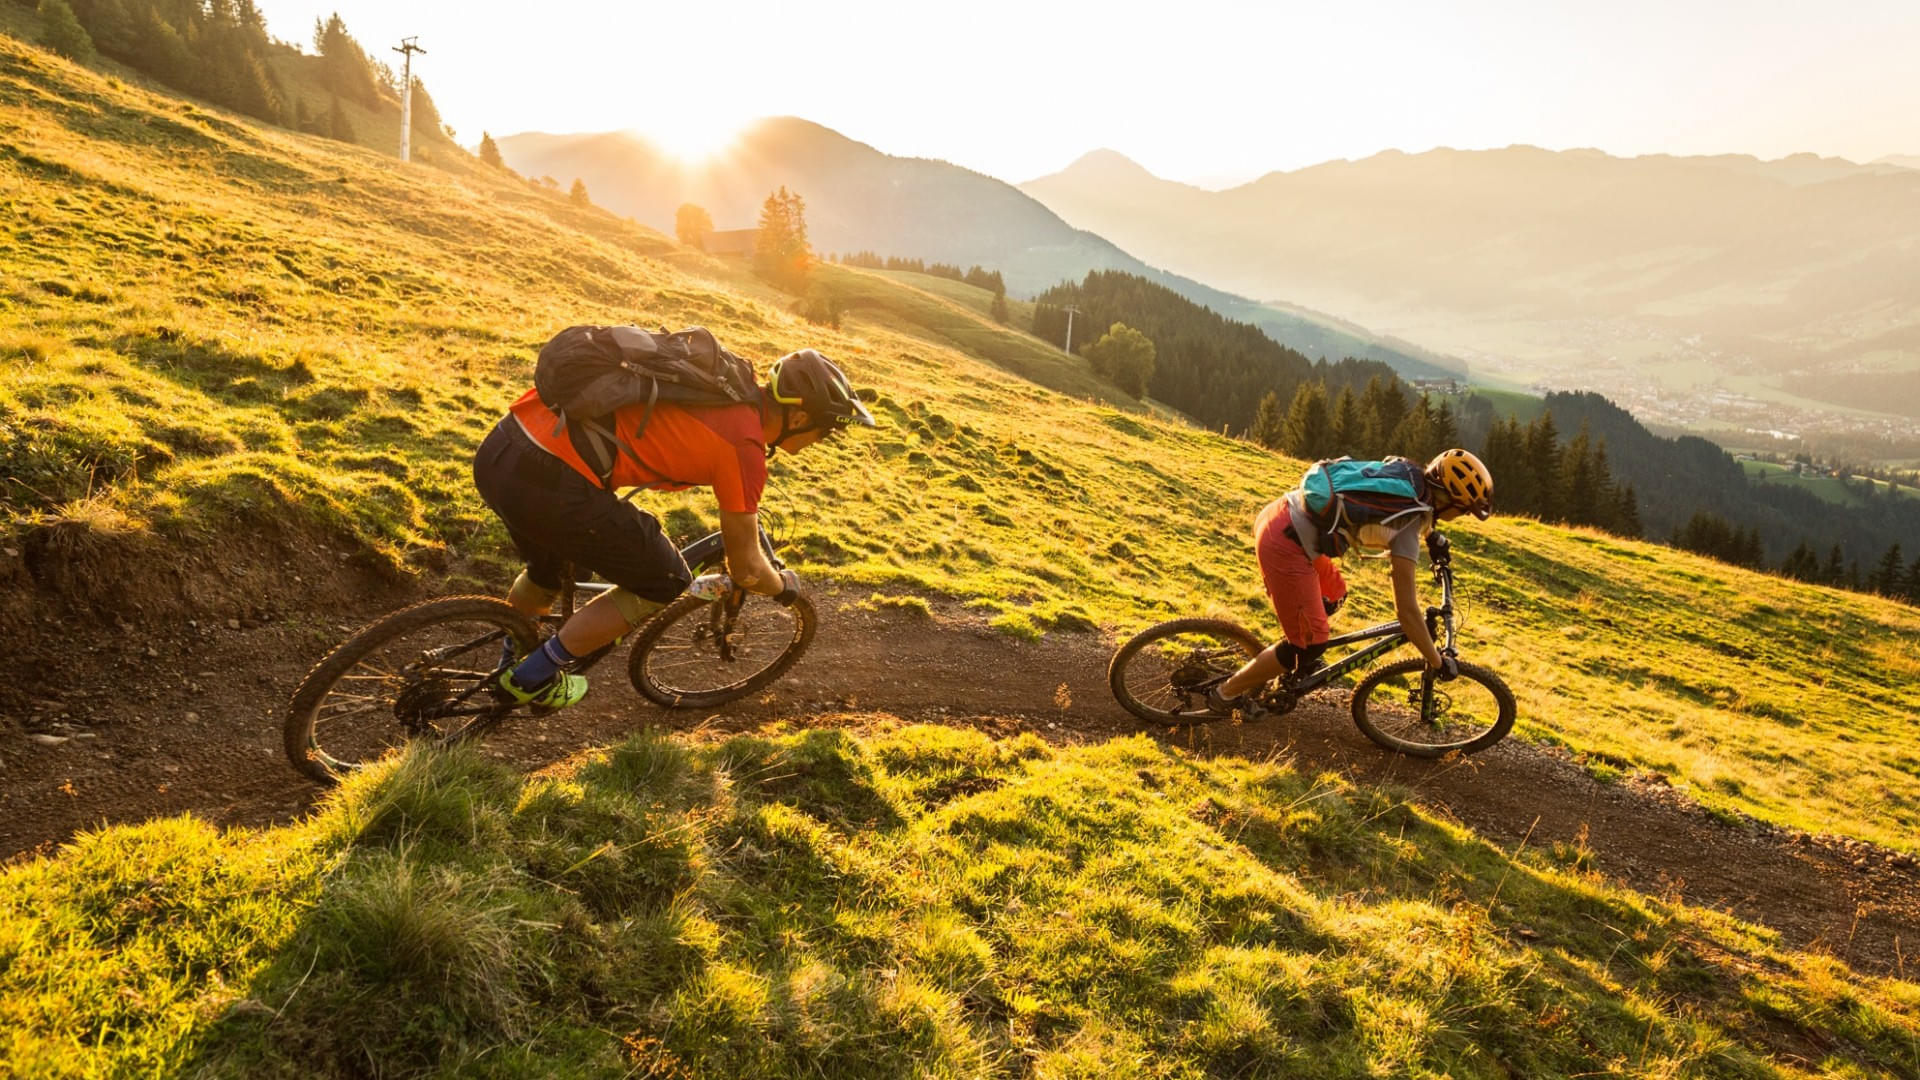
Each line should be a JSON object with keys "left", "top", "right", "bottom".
{"left": 495, "top": 120, "right": 1460, "bottom": 380}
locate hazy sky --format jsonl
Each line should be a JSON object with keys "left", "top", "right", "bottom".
{"left": 257, "top": 0, "right": 1920, "bottom": 188}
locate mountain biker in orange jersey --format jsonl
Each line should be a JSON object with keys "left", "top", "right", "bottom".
{"left": 1209, "top": 448, "right": 1494, "bottom": 715}
{"left": 472, "top": 348, "right": 875, "bottom": 708}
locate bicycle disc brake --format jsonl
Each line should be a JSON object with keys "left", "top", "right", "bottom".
{"left": 392, "top": 675, "right": 456, "bottom": 736}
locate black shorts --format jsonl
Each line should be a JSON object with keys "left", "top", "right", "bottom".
{"left": 472, "top": 418, "right": 692, "bottom": 603}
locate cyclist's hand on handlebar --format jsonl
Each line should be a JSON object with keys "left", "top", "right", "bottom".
{"left": 773, "top": 568, "right": 802, "bottom": 606}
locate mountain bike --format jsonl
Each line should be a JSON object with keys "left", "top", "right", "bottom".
{"left": 1108, "top": 530, "right": 1515, "bottom": 758}
{"left": 283, "top": 523, "right": 814, "bottom": 784}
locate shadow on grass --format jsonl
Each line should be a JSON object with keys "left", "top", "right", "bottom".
{"left": 49, "top": 726, "right": 1892, "bottom": 1077}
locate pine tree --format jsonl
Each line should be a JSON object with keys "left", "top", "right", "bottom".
{"left": 753, "top": 186, "right": 813, "bottom": 288}
{"left": 1280, "top": 381, "right": 1333, "bottom": 460}
{"left": 1329, "top": 385, "right": 1362, "bottom": 452}
{"left": 1561, "top": 423, "right": 1598, "bottom": 527}
{"left": 568, "top": 178, "right": 591, "bottom": 206}
{"left": 1359, "top": 376, "right": 1406, "bottom": 457}
{"left": 1250, "top": 391, "right": 1286, "bottom": 449}
{"left": 314, "top": 13, "right": 382, "bottom": 106}
{"left": 478, "top": 132, "right": 504, "bottom": 169}
{"left": 40, "top": 0, "right": 96, "bottom": 62}
{"left": 1823, "top": 545, "right": 1845, "bottom": 585}
{"left": 1386, "top": 394, "right": 1434, "bottom": 460}
{"left": 1525, "top": 412, "right": 1563, "bottom": 523}
{"left": 1614, "top": 484, "right": 1642, "bottom": 538}
{"left": 1779, "top": 542, "right": 1820, "bottom": 581}
{"left": 989, "top": 291, "right": 1009, "bottom": 323}
{"left": 1870, "top": 543, "right": 1904, "bottom": 595}
{"left": 1904, "top": 554, "right": 1920, "bottom": 604}
{"left": 1428, "top": 398, "right": 1459, "bottom": 459}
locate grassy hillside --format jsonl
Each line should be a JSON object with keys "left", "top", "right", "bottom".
{"left": 5, "top": 32, "right": 1920, "bottom": 854}
{"left": 6, "top": 732, "right": 1918, "bottom": 1077}
{"left": 6, "top": 29, "right": 1920, "bottom": 1076}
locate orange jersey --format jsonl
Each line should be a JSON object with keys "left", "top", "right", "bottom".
{"left": 507, "top": 388, "right": 768, "bottom": 514}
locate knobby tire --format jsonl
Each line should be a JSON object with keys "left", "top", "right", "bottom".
{"left": 283, "top": 596, "right": 539, "bottom": 785}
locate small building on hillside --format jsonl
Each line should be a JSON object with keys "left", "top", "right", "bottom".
{"left": 704, "top": 228, "right": 758, "bottom": 256}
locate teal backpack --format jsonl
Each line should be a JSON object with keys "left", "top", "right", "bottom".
{"left": 1299, "top": 456, "right": 1432, "bottom": 556}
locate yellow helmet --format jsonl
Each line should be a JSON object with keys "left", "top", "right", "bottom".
{"left": 1428, "top": 448, "right": 1493, "bottom": 519}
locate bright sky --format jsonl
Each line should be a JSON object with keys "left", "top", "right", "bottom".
{"left": 257, "top": 0, "right": 1920, "bottom": 188}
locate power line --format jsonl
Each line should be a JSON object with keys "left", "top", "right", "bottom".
{"left": 392, "top": 36, "right": 426, "bottom": 162}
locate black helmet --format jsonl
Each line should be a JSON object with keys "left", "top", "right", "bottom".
{"left": 767, "top": 349, "right": 875, "bottom": 432}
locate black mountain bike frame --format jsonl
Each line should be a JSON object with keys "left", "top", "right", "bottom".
{"left": 408, "top": 524, "right": 782, "bottom": 730}
{"left": 1261, "top": 530, "right": 1459, "bottom": 706}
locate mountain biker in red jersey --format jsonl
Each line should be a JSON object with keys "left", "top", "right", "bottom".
{"left": 1208, "top": 449, "right": 1494, "bottom": 716}
{"left": 472, "top": 347, "right": 874, "bottom": 708}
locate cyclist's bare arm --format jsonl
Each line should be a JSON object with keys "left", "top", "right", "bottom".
{"left": 719, "top": 509, "right": 785, "bottom": 595}
{"left": 1391, "top": 555, "right": 1445, "bottom": 668}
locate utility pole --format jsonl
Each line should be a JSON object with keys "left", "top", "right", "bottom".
{"left": 392, "top": 36, "right": 425, "bottom": 162}
{"left": 1061, "top": 305, "right": 1080, "bottom": 354}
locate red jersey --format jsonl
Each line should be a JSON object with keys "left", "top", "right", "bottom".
{"left": 507, "top": 388, "right": 768, "bottom": 514}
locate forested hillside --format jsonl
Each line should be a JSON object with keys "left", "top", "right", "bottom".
{"left": 1033, "top": 271, "right": 1405, "bottom": 433}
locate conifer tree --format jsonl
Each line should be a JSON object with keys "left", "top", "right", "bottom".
{"left": 1387, "top": 394, "right": 1434, "bottom": 460}
{"left": 1561, "top": 423, "right": 1598, "bottom": 527}
{"left": 1615, "top": 483, "right": 1642, "bottom": 538}
{"left": 314, "top": 13, "right": 382, "bottom": 106}
{"left": 1280, "top": 382, "right": 1333, "bottom": 460}
{"left": 1329, "top": 385, "right": 1362, "bottom": 451}
{"left": 1429, "top": 398, "right": 1459, "bottom": 459}
{"left": 1358, "top": 376, "right": 1405, "bottom": 457}
{"left": 40, "top": 0, "right": 95, "bottom": 62}
{"left": 1780, "top": 542, "right": 1820, "bottom": 581}
{"left": 1904, "top": 554, "right": 1920, "bottom": 604}
{"left": 989, "top": 291, "right": 1009, "bottom": 323}
{"left": 753, "top": 186, "right": 813, "bottom": 288}
{"left": 478, "top": 132, "right": 504, "bottom": 169}
{"left": 1525, "top": 411, "right": 1563, "bottom": 522}
{"left": 1870, "top": 543, "right": 1904, "bottom": 596}
{"left": 568, "top": 178, "right": 591, "bottom": 205}
{"left": 1250, "top": 391, "right": 1286, "bottom": 449}
{"left": 1823, "top": 545, "right": 1845, "bottom": 585}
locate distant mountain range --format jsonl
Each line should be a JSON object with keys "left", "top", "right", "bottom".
{"left": 1021, "top": 147, "right": 1920, "bottom": 427}
{"left": 495, "top": 121, "right": 1456, "bottom": 380}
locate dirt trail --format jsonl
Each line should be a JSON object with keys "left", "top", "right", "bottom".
{"left": 4, "top": 588, "right": 1917, "bottom": 977}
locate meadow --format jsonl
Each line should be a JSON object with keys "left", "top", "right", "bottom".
{"left": 3, "top": 28, "right": 1920, "bottom": 1073}
{"left": 5, "top": 732, "right": 1917, "bottom": 1077}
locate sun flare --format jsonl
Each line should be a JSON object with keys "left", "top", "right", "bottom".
{"left": 632, "top": 112, "right": 749, "bottom": 162}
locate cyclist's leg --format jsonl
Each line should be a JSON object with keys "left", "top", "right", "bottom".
{"left": 1220, "top": 508, "right": 1330, "bottom": 699}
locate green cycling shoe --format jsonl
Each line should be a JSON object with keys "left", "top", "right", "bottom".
{"left": 496, "top": 668, "right": 589, "bottom": 709}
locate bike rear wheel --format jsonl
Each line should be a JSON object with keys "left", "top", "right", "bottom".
{"left": 626, "top": 591, "right": 816, "bottom": 708}
{"left": 1350, "top": 658, "right": 1515, "bottom": 757}
{"left": 284, "top": 596, "right": 539, "bottom": 784}
{"left": 1108, "top": 618, "right": 1264, "bottom": 725}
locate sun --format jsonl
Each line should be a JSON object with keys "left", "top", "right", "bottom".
{"left": 633, "top": 111, "right": 748, "bottom": 162}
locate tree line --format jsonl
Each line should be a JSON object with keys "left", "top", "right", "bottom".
{"left": 834, "top": 253, "right": 1009, "bottom": 321}
{"left": 1259, "top": 380, "right": 1643, "bottom": 539}
{"left": 30, "top": 1, "right": 449, "bottom": 149}
{"left": 1034, "top": 271, "right": 1401, "bottom": 433}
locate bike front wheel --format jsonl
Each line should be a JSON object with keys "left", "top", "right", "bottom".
{"left": 1350, "top": 658, "right": 1516, "bottom": 758}
{"left": 1108, "top": 618, "right": 1264, "bottom": 725}
{"left": 627, "top": 591, "right": 816, "bottom": 708}
{"left": 284, "top": 596, "right": 539, "bottom": 784}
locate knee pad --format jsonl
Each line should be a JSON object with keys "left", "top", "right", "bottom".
{"left": 508, "top": 570, "right": 561, "bottom": 613}
{"left": 608, "top": 586, "right": 667, "bottom": 628}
